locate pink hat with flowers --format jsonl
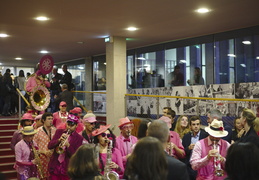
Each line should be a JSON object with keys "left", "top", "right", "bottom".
{"left": 118, "top": 117, "right": 133, "bottom": 128}
{"left": 66, "top": 114, "right": 79, "bottom": 124}
{"left": 92, "top": 124, "right": 111, "bottom": 136}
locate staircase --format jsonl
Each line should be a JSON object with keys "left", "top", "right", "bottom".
{"left": 0, "top": 116, "right": 19, "bottom": 180}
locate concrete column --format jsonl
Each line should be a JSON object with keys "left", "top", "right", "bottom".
{"left": 106, "top": 36, "right": 126, "bottom": 135}
{"left": 85, "top": 56, "right": 93, "bottom": 111}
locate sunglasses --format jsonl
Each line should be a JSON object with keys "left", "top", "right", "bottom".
{"left": 90, "top": 122, "right": 96, "bottom": 125}
{"left": 100, "top": 133, "right": 111, "bottom": 138}
{"left": 67, "top": 121, "right": 76, "bottom": 126}
{"left": 61, "top": 105, "right": 67, "bottom": 107}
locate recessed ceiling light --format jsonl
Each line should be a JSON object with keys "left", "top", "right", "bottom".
{"left": 180, "top": 60, "right": 186, "bottom": 63}
{"left": 228, "top": 54, "right": 236, "bottom": 57}
{"left": 242, "top": 41, "right": 251, "bottom": 45}
{"left": 196, "top": 8, "right": 210, "bottom": 13}
{"left": 35, "top": 16, "right": 49, "bottom": 21}
{"left": 137, "top": 57, "right": 146, "bottom": 60}
{"left": 0, "top": 63, "right": 2, "bottom": 65}
{"left": 15, "top": 57, "right": 22, "bottom": 60}
{"left": 240, "top": 64, "right": 246, "bottom": 67}
{"left": 77, "top": 41, "right": 84, "bottom": 44}
{"left": 127, "top": 27, "right": 137, "bottom": 31}
{"left": 0, "top": 33, "right": 9, "bottom": 37}
{"left": 256, "top": 56, "right": 259, "bottom": 60}
{"left": 40, "top": 50, "right": 48, "bottom": 54}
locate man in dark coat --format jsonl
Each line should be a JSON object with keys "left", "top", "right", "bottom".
{"left": 147, "top": 120, "right": 189, "bottom": 180}
{"left": 54, "top": 84, "right": 74, "bottom": 112}
{"left": 60, "top": 64, "right": 73, "bottom": 91}
{"left": 182, "top": 116, "right": 208, "bottom": 180}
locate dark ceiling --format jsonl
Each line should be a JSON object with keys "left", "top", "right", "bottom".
{"left": 0, "top": 0, "right": 259, "bottom": 66}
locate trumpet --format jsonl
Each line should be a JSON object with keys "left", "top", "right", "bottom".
{"left": 213, "top": 141, "right": 224, "bottom": 176}
{"left": 56, "top": 130, "right": 71, "bottom": 154}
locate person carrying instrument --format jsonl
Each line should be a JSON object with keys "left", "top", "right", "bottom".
{"left": 92, "top": 124, "right": 124, "bottom": 179}
{"left": 48, "top": 114, "right": 83, "bottom": 180}
{"left": 80, "top": 112, "right": 98, "bottom": 144}
{"left": 115, "top": 117, "right": 138, "bottom": 168}
{"left": 14, "top": 126, "right": 39, "bottom": 180}
{"left": 33, "top": 112, "right": 56, "bottom": 180}
{"left": 190, "top": 119, "right": 230, "bottom": 180}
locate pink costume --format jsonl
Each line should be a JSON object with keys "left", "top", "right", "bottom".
{"left": 116, "top": 134, "right": 138, "bottom": 167}
{"left": 33, "top": 126, "right": 56, "bottom": 178}
{"left": 169, "top": 131, "right": 185, "bottom": 159}
{"left": 56, "top": 122, "right": 84, "bottom": 134}
{"left": 190, "top": 137, "right": 230, "bottom": 180}
{"left": 53, "top": 111, "right": 69, "bottom": 128}
{"left": 99, "top": 148, "right": 124, "bottom": 179}
{"left": 25, "top": 75, "right": 50, "bottom": 93}
{"left": 14, "top": 140, "right": 38, "bottom": 180}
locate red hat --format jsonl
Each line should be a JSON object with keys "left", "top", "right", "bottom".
{"left": 59, "top": 101, "right": 67, "bottom": 106}
{"left": 70, "top": 107, "right": 82, "bottom": 114}
{"left": 118, "top": 117, "right": 133, "bottom": 128}
{"left": 21, "top": 113, "right": 34, "bottom": 121}
{"left": 92, "top": 124, "right": 111, "bottom": 136}
{"left": 67, "top": 114, "right": 79, "bottom": 124}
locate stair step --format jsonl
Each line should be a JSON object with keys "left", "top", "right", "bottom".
{"left": 0, "top": 118, "right": 19, "bottom": 125}
{"left": 0, "top": 148, "right": 13, "bottom": 156}
{"left": 0, "top": 129, "right": 16, "bottom": 136}
{"left": 0, "top": 155, "right": 15, "bottom": 164}
{"left": 0, "top": 135, "right": 13, "bottom": 142}
{"left": 0, "top": 142, "right": 11, "bottom": 149}
{"left": 0, "top": 124, "right": 18, "bottom": 131}
{"left": 1, "top": 170, "right": 17, "bottom": 179}
{"left": 0, "top": 162, "right": 14, "bottom": 171}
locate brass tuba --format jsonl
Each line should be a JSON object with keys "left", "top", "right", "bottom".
{"left": 30, "top": 85, "right": 50, "bottom": 111}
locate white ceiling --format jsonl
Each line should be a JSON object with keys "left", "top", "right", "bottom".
{"left": 0, "top": 0, "right": 259, "bottom": 66}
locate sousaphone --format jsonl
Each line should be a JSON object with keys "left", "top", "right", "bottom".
{"left": 29, "top": 55, "right": 54, "bottom": 111}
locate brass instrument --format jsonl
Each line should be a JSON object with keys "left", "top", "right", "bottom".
{"left": 56, "top": 130, "right": 71, "bottom": 154}
{"left": 30, "top": 85, "right": 51, "bottom": 111}
{"left": 104, "top": 140, "right": 119, "bottom": 180}
{"left": 31, "top": 144, "right": 44, "bottom": 179}
{"left": 213, "top": 141, "right": 224, "bottom": 176}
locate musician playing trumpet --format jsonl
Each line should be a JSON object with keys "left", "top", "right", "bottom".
{"left": 115, "top": 117, "right": 138, "bottom": 168}
{"left": 48, "top": 114, "right": 83, "bottom": 180}
{"left": 190, "top": 119, "right": 230, "bottom": 180}
{"left": 14, "top": 126, "right": 39, "bottom": 180}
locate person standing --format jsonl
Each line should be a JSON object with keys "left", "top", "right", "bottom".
{"left": 33, "top": 112, "right": 56, "bottom": 179}
{"left": 50, "top": 66, "right": 62, "bottom": 113}
{"left": 187, "top": 67, "right": 205, "bottom": 85}
{"left": 14, "top": 126, "right": 39, "bottom": 180}
{"left": 48, "top": 114, "right": 83, "bottom": 180}
{"left": 15, "top": 70, "right": 27, "bottom": 112}
{"left": 54, "top": 84, "right": 74, "bottom": 112}
{"left": 10, "top": 113, "right": 34, "bottom": 151}
{"left": 80, "top": 112, "right": 98, "bottom": 144}
{"left": 2, "top": 69, "right": 13, "bottom": 116}
{"left": 182, "top": 116, "right": 208, "bottom": 180}
{"left": 168, "top": 65, "right": 184, "bottom": 86}
{"left": 60, "top": 64, "right": 73, "bottom": 91}
{"left": 53, "top": 101, "right": 69, "bottom": 128}
{"left": 190, "top": 119, "right": 230, "bottom": 180}
{"left": 116, "top": 117, "right": 138, "bottom": 168}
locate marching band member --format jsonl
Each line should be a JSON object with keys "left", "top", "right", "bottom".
{"left": 53, "top": 101, "right": 69, "bottom": 128}
{"left": 10, "top": 113, "right": 34, "bottom": 151}
{"left": 32, "top": 114, "right": 43, "bottom": 129}
{"left": 33, "top": 112, "right": 56, "bottom": 179}
{"left": 159, "top": 116, "right": 185, "bottom": 159}
{"left": 92, "top": 124, "right": 124, "bottom": 178}
{"left": 14, "top": 126, "right": 39, "bottom": 180}
{"left": 48, "top": 114, "right": 83, "bottom": 180}
{"left": 68, "top": 107, "right": 84, "bottom": 133}
{"left": 115, "top": 117, "right": 138, "bottom": 168}
{"left": 190, "top": 119, "right": 230, "bottom": 180}
{"left": 80, "top": 112, "right": 98, "bottom": 144}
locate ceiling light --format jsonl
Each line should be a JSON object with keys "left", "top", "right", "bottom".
{"left": 256, "top": 56, "right": 259, "bottom": 60}
{"left": 40, "top": 50, "right": 48, "bottom": 54}
{"left": 0, "top": 33, "right": 9, "bottom": 37}
{"left": 240, "top": 64, "right": 246, "bottom": 67}
{"left": 196, "top": 8, "right": 210, "bottom": 13}
{"left": 15, "top": 57, "right": 22, "bottom": 60}
{"left": 242, "top": 41, "right": 251, "bottom": 45}
{"left": 0, "top": 63, "right": 2, "bottom": 65}
{"left": 35, "top": 16, "right": 49, "bottom": 21}
{"left": 180, "top": 60, "right": 186, "bottom": 63}
{"left": 137, "top": 57, "right": 146, "bottom": 60}
{"left": 104, "top": 63, "right": 107, "bottom": 65}
{"left": 77, "top": 41, "right": 84, "bottom": 44}
{"left": 127, "top": 27, "right": 137, "bottom": 31}
{"left": 228, "top": 54, "right": 236, "bottom": 57}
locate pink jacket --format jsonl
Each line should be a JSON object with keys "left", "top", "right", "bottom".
{"left": 26, "top": 75, "right": 50, "bottom": 92}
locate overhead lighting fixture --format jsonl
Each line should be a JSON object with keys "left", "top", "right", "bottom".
{"left": 127, "top": 27, "right": 137, "bottom": 31}
{"left": 15, "top": 57, "right": 22, "bottom": 60}
{"left": 40, "top": 50, "right": 48, "bottom": 54}
{"left": 242, "top": 41, "right": 251, "bottom": 45}
{"left": 180, "top": 60, "right": 186, "bottom": 63}
{"left": 35, "top": 16, "right": 49, "bottom": 21}
{"left": 240, "top": 64, "right": 246, "bottom": 67}
{"left": 104, "top": 63, "right": 107, "bottom": 65}
{"left": 256, "top": 56, "right": 259, "bottom": 59}
{"left": 0, "top": 63, "right": 2, "bottom": 65}
{"left": 137, "top": 57, "right": 146, "bottom": 60}
{"left": 77, "top": 41, "right": 84, "bottom": 44}
{"left": 0, "top": 33, "right": 9, "bottom": 37}
{"left": 227, "top": 54, "right": 236, "bottom": 57}
{"left": 196, "top": 8, "right": 210, "bottom": 13}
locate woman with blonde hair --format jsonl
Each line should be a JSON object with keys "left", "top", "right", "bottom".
{"left": 238, "top": 108, "right": 259, "bottom": 147}
{"left": 174, "top": 115, "right": 190, "bottom": 139}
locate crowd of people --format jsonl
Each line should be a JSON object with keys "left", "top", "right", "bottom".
{"left": 5, "top": 102, "right": 259, "bottom": 180}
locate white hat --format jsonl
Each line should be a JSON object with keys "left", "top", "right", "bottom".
{"left": 205, "top": 119, "right": 228, "bottom": 138}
